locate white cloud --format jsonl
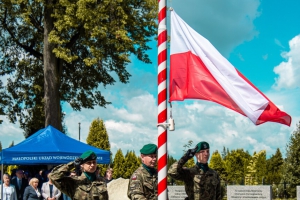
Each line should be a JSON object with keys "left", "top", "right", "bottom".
{"left": 273, "top": 35, "right": 300, "bottom": 89}
{"left": 0, "top": 116, "right": 24, "bottom": 148}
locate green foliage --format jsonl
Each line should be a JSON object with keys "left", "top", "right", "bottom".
{"left": 123, "top": 151, "right": 140, "bottom": 179}
{"left": 86, "top": 118, "right": 111, "bottom": 175}
{"left": 112, "top": 148, "right": 125, "bottom": 179}
{"left": 87, "top": 118, "right": 110, "bottom": 150}
{"left": 224, "top": 149, "right": 251, "bottom": 184}
{"left": 245, "top": 150, "right": 266, "bottom": 185}
{"left": 6, "top": 165, "right": 18, "bottom": 175}
{"left": 284, "top": 121, "right": 300, "bottom": 196}
{"left": 184, "top": 158, "right": 195, "bottom": 168}
{"left": 266, "top": 148, "right": 283, "bottom": 184}
{"left": 0, "top": 0, "right": 158, "bottom": 134}
{"left": 209, "top": 150, "right": 227, "bottom": 181}
{"left": 255, "top": 150, "right": 267, "bottom": 184}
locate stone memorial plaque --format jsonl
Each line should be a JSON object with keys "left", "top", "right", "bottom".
{"left": 227, "top": 185, "right": 271, "bottom": 200}
{"left": 168, "top": 186, "right": 187, "bottom": 200}
{"left": 297, "top": 186, "right": 300, "bottom": 200}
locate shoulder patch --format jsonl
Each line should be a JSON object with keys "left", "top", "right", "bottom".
{"left": 131, "top": 175, "right": 137, "bottom": 180}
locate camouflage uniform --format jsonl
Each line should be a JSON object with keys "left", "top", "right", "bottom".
{"left": 168, "top": 156, "right": 221, "bottom": 200}
{"left": 50, "top": 161, "right": 108, "bottom": 200}
{"left": 127, "top": 166, "right": 158, "bottom": 200}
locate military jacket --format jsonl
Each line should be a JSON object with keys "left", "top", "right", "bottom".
{"left": 168, "top": 160, "right": 221, "bottom": 200}
{"left": 49, "top": 162, "right": 108, "bottom": 200}
{"left": 127, "top": 166, "right": 158, "bottom": 200}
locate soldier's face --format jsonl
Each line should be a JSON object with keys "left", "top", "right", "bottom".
{"left": 81, "top": 160, "right": 97, "bottom": 173}
{"left": 195, "top": 149, "right": 210, "bottom": 163}
{"left": 141, "top": 153, "right": 157, "bottom": 168}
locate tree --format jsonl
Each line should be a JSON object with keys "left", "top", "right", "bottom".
{"left": 112, "top": 148, "right": 125, "bottom": 179}
{"left": 209, "top": 150, "right": 226, "bottom": 181}
{"left": 0, "top": 0, "right": 158, "bottom": 135}
{"left": 255, "top": 150, "right": 267, "bottom": 184}
{"left": 224, "top": 149, "right": 251, "bottom": 184}
{"left": 87, "top": 118, "right": 110, "bottom": 150}
{"left": 284, "top": 121, "right": 300, "bottom": 196}
{"left": 123, "top": 151, "right": 140, "bottom": 179}
{"left": 244, "top": 150, "right": 266, "bottom": 185}
{"left": 221, "top": 146, "right": 229, "bottom": 160}
{"left": 0, "top": 80, "right": 5, "bottom": 124}
{"left": 266, "top": 148, "right": 283, "bottom": 184}
{"left": 86, "top": 118, "right": 110, "bottom": 175}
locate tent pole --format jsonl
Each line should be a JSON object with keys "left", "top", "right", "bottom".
{"left": 1, "top": 162, "right": 3, "bottom": 200}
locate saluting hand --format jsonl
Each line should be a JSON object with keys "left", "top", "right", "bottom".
{"left": 185, "top": 145, "right": 198, "bottom": 159}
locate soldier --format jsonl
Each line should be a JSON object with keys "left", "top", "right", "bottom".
{"left": 127, "top": 143, "right": 158, "bottom": 200}
{"left": 168, "top": 141, "right": 221, "bottom": 200}
{"left": 49, "top": 150, "right": 108, "bottom": 200}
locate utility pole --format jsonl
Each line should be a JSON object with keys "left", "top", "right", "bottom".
{"left": 78, "top": 122, "right": 81, "bottom": 141}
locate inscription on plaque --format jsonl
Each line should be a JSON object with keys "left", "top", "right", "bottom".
{"left": 227, "top": 186, "right": 271, "bottom": 200}
{"left": 168, "top": 186, "right": 188, "bottom": 200}
{"left": 297, "top": 186, "right": 299, "bottom": 200}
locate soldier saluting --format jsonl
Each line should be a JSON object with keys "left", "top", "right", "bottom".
{"left": 49, "top": 150, "right": 108, "bottom": 200}
{"left": 168, "top": 141, "right": 221, "bottom": 200}
{"left": 127, "top": 143, "right": 158, "bottom": 200}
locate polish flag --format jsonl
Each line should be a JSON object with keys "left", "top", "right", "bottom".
{"left": 169, "top": 10, "right": 291, "bottom": 126}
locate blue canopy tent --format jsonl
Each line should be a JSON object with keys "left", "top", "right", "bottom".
{"left": 0, "top": 125, "right": 110, "bottom": 199}
{"left": 0, "top": 125, "right": 110, "bottom": 165}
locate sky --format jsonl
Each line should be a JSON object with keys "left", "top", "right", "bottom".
{"left": 1, "top": 0, "right": 300, "bottom": 161}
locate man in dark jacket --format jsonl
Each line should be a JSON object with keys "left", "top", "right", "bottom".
{"left": 11, "top": 169, "right": 29, "bottom": 200}
{"left": 168, "top": 141, "right": 221, "bottom": 200}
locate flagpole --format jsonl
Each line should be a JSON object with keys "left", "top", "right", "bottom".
{"left": 157, "top": 0, "right": 168, "bottom": 199}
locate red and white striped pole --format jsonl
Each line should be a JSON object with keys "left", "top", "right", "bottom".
{"left": 157, "top": 0, "right": 168, "bottom": 199}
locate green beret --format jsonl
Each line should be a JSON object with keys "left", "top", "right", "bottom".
{"left": 140, "top": 144, "right": 157, "bottom": 155}
{"left": 196, "top": 141, "right": 210, "bottom": 153}
{"left": 80, "top": 150, "right": 97, "bottom": 163}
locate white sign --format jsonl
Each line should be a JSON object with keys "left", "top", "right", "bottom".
{"left": 227, "top": 186, "right": 271, "bottom": 200}
{"left": 168, "top": 186, "right": 188, "bottom": 200}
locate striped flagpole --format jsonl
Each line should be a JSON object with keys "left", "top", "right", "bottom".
{"left": 157, "top": 0, "right": 168, "bottom": 199}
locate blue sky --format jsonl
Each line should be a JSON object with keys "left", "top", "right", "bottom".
{"left": 1, "top": 0, "right": 300, "bottom": 160}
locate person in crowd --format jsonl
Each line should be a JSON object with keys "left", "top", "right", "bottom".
{"left": 127, "top": 143, "right": 158, "bottom": 200}
{"left": 168, "top": 141, "right": 221, "bottom": 200}
{"left": 0, "top": 173, "right": 18, "bottom": 200}
{"left": 11, "top": 169, "right": 28, "bottom": 200}
{"left": 23, "top": 178, "right": 42, "bottom": 200}
{"left": 35, "top": 170, "right": 45, "bottom": 189}
{"left": 104, "top": 168, "right": 114, "bottom": 184}
{"left": 49, "top": 150, "right": 108, "bottom": 200}
{"left": 41, "top": 173, "right": 61, "bottom": 200}
{"left": 10, "top": 169, "right": 17, "bottom": 180}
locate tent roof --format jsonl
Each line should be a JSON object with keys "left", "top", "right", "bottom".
{"left": 0, "top": 125, "right": 110, "bottom": 165}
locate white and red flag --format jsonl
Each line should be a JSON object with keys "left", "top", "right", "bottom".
{"left": 169, "top": 10, "right": 291, "bottom": 126}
